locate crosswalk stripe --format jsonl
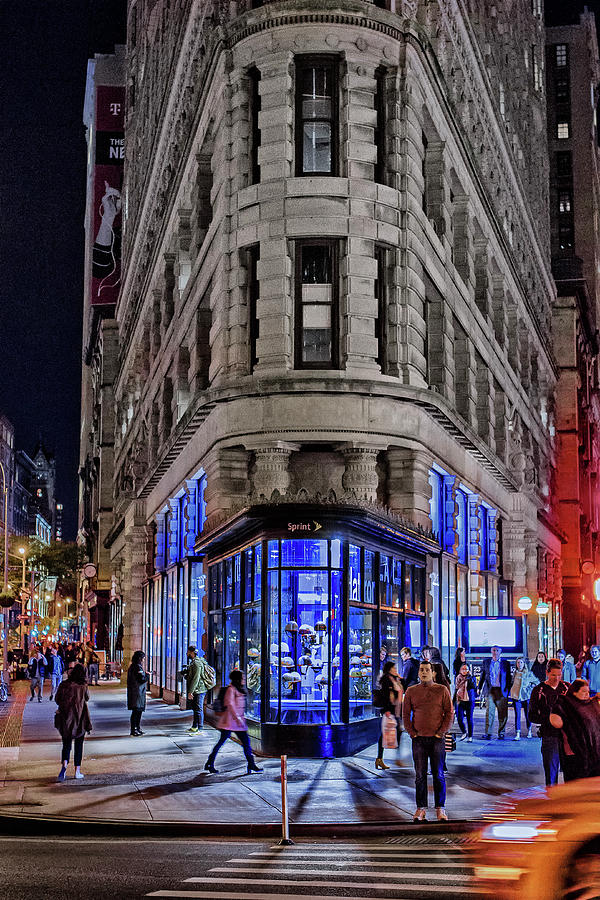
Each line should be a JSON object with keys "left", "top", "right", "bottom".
{"left": 253, "top": 849, "right": 462, "bottom": 858}
{"left": 209, "top": 866, "right": 471, "bottom": 878}
{"left": 215, "top": 858, "right": 468, "bottom": 869}
{"left": 187, "top": 873, "right": 472, "bottom": 884}
{"left": 266, "top": 845, "right": 465, "bottom": 854}
{"left": 147, "top": 891, "right": 481, "bottom": 899}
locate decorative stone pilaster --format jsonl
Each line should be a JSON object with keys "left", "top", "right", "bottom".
{"left": 154, "top": 511, "right": 166, "bottom": 572}
{"left": 453, "top": 322, "right": 477, "bottom": 428}
{"left": 474, "top": 239, "right": 492, "bottom": 320}
{"left": 476, "top": 356, "right": 495, "bottom": 451}
{"left": 183, "top": 480, "right": 199, "bottom": 556}
{"left": 252, "top": 445, "right": 293, "bottom": 499}
{"left": 203, "top": 446, "right": 250, "bottom": 532}
{"left": 167, "top": 498, "right": 179, "bottom": 567}
{"left": 468, "top": 495, "right": 482, "bottom": 590}
{"left": 341, "top": 447, "right": 380, "bottom": 503}
{"left": 386, "top": 448, "right": 433, "bottom": 531}
{"left": 452, "top": 193, "right": 475, "bottom": 295}
{"left": 121, "top": 500, "right": 153, "bottom": 672}
{"left": 492, "top": 274, "right": 508, "bottom": 350}
{"left": 426, "top": 283, "right": 455, "bottom": 404}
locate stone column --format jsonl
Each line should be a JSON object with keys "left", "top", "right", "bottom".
{"left": 452, "top": 193, "right": 475, "bottom": 296}
{"left": 252, "top": 444, "right": 294, "bottom": 499}
{"left": 203, "top": 446, "right": 250, "bottom": 533}
{"left": 183, "top": 479, "right": 199, "bottom": 556}
{"left": 167, "top": 498, "right": 179, "bottom": 567}
{"left": 155, "top": 511, "right": 166, "bottom": 572}
{"left": 387, "top": 446, "right": 433, "bottom": 530}
{"left": 426, "top": 283, "right": 455, "bottom": 404}
{"left": 491, "top": 274, "right": 508, "bottom": 351}
{"left": 454, "top": 323, "right": 477, "bottom": 428}
{"left": 474, "top": 238, "right": 492, "bottom": 320}
{"left": 121, "top": 500, "right": 152, "bottom": 672}
{"left": 341, "top": 446, "right": 380, "bottom": 502}
{"left": 476, "top": 355, "right": 496, "bottom": 452}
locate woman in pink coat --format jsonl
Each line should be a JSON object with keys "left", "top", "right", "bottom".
{"left": 204, "top": 669, "right": 263, "bottom": 775}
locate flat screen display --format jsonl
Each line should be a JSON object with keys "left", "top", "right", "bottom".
{"left": 461, "top": 617, "right": 522, "bottom": 653}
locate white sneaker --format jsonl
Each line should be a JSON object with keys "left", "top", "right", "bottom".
{"left": 458, "top": 733, "right": 467, "bottom": 741}
{"left": 527, "top": 728, "right": 533, "bottom": 739}
{"left": 436, "top": 807, "right": 448, "bottom": 821}
{"left": 467, "top": 736, "right": 473, "bottom": 742}
{"left": 514, "top": 733, "right": 521, "bottom": 741}
{"left": 75, "top": 771, "right": 84, "bottom": 779}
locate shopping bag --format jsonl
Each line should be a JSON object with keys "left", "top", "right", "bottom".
{"left": 381, "top": 712, "right": 398, "bottom": 749}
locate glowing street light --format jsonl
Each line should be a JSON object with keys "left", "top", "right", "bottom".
{"left": 517, "top": 596, "right": 532, "bottom": 611}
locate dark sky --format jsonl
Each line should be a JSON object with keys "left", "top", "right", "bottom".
{"left": 0, "top": 0, "right": 597, "bottom": 544}
{"left": 0, "top": 0, "right": 125, "bottom": 540}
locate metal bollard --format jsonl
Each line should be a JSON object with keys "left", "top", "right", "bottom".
{"left": 278, "top": 754, "right": 294, "bottom": 845}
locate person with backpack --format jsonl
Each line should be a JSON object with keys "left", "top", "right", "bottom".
{"left": 28, "top": 648, "right": 48, "bottom": 701}
{"left": 204, "top": 670, "right": 263, "bottom": 775}
{"left": 186, "top": 646, "right": 216, "bottom": 734}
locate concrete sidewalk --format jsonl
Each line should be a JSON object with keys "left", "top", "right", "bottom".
{"left": 0, "top": 681, "right": 546, "bottom": 829}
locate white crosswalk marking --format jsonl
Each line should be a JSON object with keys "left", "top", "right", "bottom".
{"left": 145, "top": 839, "right": 484, "bottom": 899}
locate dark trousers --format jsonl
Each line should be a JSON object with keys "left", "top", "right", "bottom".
{"left": 541, "top": 735, "right": 561, "bottom": 785}
{"left": 192, "top": 692, "right": 205, "bottom": 728}
{"left": 456, "top": 700, "right": 475, "bottom": 737}
{"left": 61, "top": 735, "right": 85, "bottom": 767}
{"left": 562, "top": 755, "right": 583, "bottom": 783}
{"left": 207, "top": 729, "right": 255, "bottom": 767}
{"left": 514, "top": 699, "right": 531, "bottom": 731}
{"left": 485, "top": 687, "right": 508, "bottom": 735}
{"left": 377, "top": 714, "right": 402, "bottom": 757}
{"left": 412, "top": 736, "right": 446, "bottom": 809}
{"left": 130, "top": 709, "right": 143, "bottom": 733}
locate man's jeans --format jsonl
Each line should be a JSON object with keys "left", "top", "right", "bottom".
{"left": 192, "top": 692, "right": 206, "bottom": 728}
{"left": 30, "top": 676, "right": 43, "bottom": 699}
{"left": 50, "top": 672, "right": 62, "bottom": 696}
{"left": 485, "top": 687, "right": 508, "bottom": 735}
{"left": 411, "top": 736, "right": 446, "bottom": 809}
{"left": 541, "top": 735, "right": 561, "bottom": 785}
{"left": 207, "top": 729, "right": 255, "bottom": 768}
{"left": 88, "top": 663, "right": 99, "bottom": 685}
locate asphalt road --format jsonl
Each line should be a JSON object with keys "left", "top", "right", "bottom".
{"left": 0, "top": 832, "right": 482, "bottom": 900}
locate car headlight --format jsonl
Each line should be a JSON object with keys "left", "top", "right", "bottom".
{"left": 481, "top": 820, "right": 557, "bottom": 841}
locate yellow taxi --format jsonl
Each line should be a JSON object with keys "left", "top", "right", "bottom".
{"left": 475, "top": 779, "right": 600, "bottom": 899}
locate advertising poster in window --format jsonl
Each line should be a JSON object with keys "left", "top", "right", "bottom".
{"left": 91, "top": 85, "right": 124, "bottom": 307}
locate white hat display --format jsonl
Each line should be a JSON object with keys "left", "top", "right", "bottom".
{"left": 247, "top": 648, "right": 260, "bottom": 659}
{"left": 349, "top": 667, "right": 362, "bottom": 678}
{"left": 280, "top": 641, "right": 290, "bottom": 652}
{"left": 314, "top": 621, "right": 327, "bottom": 633}
{"left": 349, "top": 644, "right": 363, "bottom": 654}
{"left": 285, "top": 621, "right": 299, "bottom": 633}
{"left": 299, "top": 624, "right": 315, "bottom": 636}
{"left": 282, "top": 671, "right": 301, "bottom": 683}
{"left": 315, "top": 674, "right": 328, "bottom": 686}
{"left": 281, "top": 656, "right": 294, "bottom": 668}
{"left": 350, "top": 655, "right": 362, "bottom": 665}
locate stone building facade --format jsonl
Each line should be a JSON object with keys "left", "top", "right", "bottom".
{"left": 547, "top": 12, "right": 600, "bottom": 654}
{"left": 103, "top": 0, "right": 560, "bottom": 751}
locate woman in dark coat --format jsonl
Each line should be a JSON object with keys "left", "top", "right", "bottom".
{"left": 54, "top": 663, "right": 92, "bottom": 782}
{"left": 452, "top": 647, "right": 466, "bottom": 680}
{"left": 127, "top": 650, "right": 150, "bottom": 736}
{"left": 375, "top": 660, "right": 404, "bottom": 770}
{"left": 550, "top": 678, "right": 600, "bottom": 781}
{"left": 531, "top": 651, "right": 548, "bottom": 685}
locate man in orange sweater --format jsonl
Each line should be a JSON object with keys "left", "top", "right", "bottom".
{"left": 403, "top": 661, "right": 453, "bottom": 822}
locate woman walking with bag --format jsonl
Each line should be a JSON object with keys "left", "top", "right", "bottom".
{"left": 204, "top": 670, "right": 263, "bottom": 775}
{"left": 453, "top": 663, "right": 477, "bottom": 742}
{"left": 127, "top": 650, "right": 150, "bottom": 736}
{"left": 510, "top": 657, "right": 538, "bottom": 740}
{"left": 375, "top": 661, "right": 404, "bottom": 770}
{"left": 54, "top": 663, "right": 92, "bottom": 782}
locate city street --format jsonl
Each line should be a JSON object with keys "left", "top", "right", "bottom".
{"left": 0, "top": 834, "right": 480, "bottom": 900}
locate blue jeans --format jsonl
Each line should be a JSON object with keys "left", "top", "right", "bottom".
{"left": 514, "top": 699, "right": 531, "bottom": 731}
{"left": 207, "top": 729, "right": 255, "bottom": 768}
{"left": 192, "top": 692, "right": 206, "bottom": 728}
{"left": 541, "top": 735, "right": 561, "bottom": 786}
{"left": 412, "top": 736, "right": 446, "bottom": 809}
{"left": 456, "top": 700, "right": 474, "bottom": 737}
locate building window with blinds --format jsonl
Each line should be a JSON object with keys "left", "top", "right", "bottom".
{"left": 295, "top": 240, "right": 339, "bottom": 368}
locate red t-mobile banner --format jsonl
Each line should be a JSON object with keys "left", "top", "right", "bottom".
{"left": 91, "top": 85, "right": 125, "bottom": 307}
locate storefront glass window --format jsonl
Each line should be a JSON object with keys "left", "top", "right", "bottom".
{"left": 210, "top": 610, "right": 224, "bottom": 689}
{"left": 404, "top": 564, "right": 413, "bottom": 610}
{"left": 234, "top": 554, "right": 241, "bottom": 605}
{"left": 456, "top": 490, "right": 467, "bottom": 564}
{"left": 267, "top": 570, "right": 280, "bottom": 722}
{"left": 281, "top": 539, "right": 328, "bottom": 567}
{"left": 245, "top": 548, "right": 253, "bottom": 603}
{"left": 268, "top": 540, "right": 279, "bottom": 568}
{"left": 244, "top": 603, "right": 261, "bottom": 719}
{"left": 349, "top": 605, "right": 374, "bottom": 720}
{"left": 151, "top": 576, "right": 162, "bottom": 686}
{"left": 224, "top": 608, "right": 241, "bottom": 677}
{"left": 349, "top": 544, "right": 361, "bottom": 602}
{"left": 330, "top": 567, "right": 342, "bottom": 723}
{"left": 380, "top": 610, "right": 399, "bottom": 672}
{"left": 254, "top": 544, "right": 262, "bottom": 601}
{"left": 224, "top": 558, "right": 233, "bottom": 607}
{"left": 190, "top": 562, "right": 205, "bottom": 651}
{"left": 177, "top": 566, "right": 188, "bottom": 679}
{"left": 165, "top": 568, "right": 177, "bottom": 692}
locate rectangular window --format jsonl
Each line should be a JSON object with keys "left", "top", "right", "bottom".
{"left": 421, "top": 131, "right": 428, "bottom": 214}
{"left": 295, "top": 240, "right": 338, "bottom": 368}
{"left": 531, "top": 0, "right": 542, "bottom": 16}
{"left": 296, "top": 57, "right": 337, "bottom": 176}
{"left": 555, "top": 73, "right": 570, "bottom": 104}
{"left": 375, "top": 245, "right": 387, "bottom": 372}
{"left": 556, "top": 151, "right": 572, "bottom": 177}
{"left": 557, "top": 121, "right": 570, "bottom": 140}
{"left": 533, "top": 53, "right": 543, "bottom": 93}
{"left": 248, "top": 67, "right": 261, "bottom": 185}
{"left": 559, "top": 191, "right": 572, "bottom": 214}
{"left": 374, "top": 67, "right": 387, "bottom": 184}
{"left": 559, "top": 221, "right": 574, "bottom": 250}
{"left": 555, "top": 44, "right": 568, "bottom": 68}
{"left": 248, "top": 244, "right": 260, "bottom": 371}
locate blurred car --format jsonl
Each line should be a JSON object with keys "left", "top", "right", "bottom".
{"left": 474, "top": 778, "right": 600, "bottom": 899}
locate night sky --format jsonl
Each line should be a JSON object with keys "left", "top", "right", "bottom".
{"left": 0, "top": 1, "right": 125, "bottom": 540}
{"left": 0, "top": 0, "right": 597, "bottom": 542}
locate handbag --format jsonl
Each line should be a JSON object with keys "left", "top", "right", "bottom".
{"left": 444, "top": 732, "right": 456, "bottom": 752}
{"left": 381, "top": 712, "right": 398, "bottom": 749}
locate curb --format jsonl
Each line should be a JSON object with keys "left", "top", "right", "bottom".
{"left": 0, "top": 811, "right": 479, "bottom": 839}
